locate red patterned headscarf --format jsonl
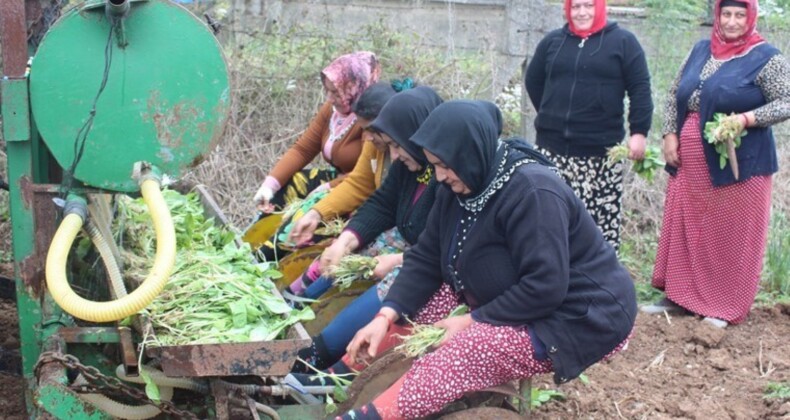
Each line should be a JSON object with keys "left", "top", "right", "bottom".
{"left": 321, "top": 51, "right": 381, "bottom": 116}
{"left": 564, "top": 0, "right": 608, "bottom": 39}
{"left": 711, "top": 0, "right": 765, "bottom": 60}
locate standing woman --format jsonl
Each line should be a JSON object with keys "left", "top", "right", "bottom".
{"left": 338, "top": 101, "right": 636, "bottom": 420}
{"left": 644, "top": 0, "right": 790, "bottom": 327}
{"left": 525, "top": 0, "right": 654, "bottom": 251}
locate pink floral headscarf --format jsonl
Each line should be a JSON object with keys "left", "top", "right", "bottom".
{"left": 321, "top": 51, "right": 381, "bottom": 116}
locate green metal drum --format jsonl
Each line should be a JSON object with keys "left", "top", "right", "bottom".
{"left": 29, "top": 0, "right": 230, "bottom": 192}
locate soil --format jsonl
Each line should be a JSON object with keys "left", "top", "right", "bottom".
{"left": 1, "top": 295, "right": 26, "bottom": 420}
{"left": 530, "top": 306, "right": 790, "bottom": 419}
{"left": 1, "top": 296, "right": 788, "bottom": 419}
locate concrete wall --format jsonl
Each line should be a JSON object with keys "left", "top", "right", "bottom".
{"left": 229, "top": 0, "right": 565, "bottom": 90}
{"left": 225, "top": 0, "right": 655, "bottom": 138}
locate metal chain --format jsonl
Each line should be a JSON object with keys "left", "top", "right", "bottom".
{"left": 35, "top": 351, "right": 201, "bottom": 420}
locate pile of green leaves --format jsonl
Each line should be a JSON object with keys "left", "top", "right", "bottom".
{"left": 606, "top": 144, "right": 665, "bottom": 183}
{"left": 330, "top": 255, "right": 378, "bottom": 291}
{"left": 115, "top": 189, "right": 314, "bottom": 346}
{"left": 704, "top": 113, "right": 747, "bottom": 170}
{"left": 395, "top": 305, "right": 469, "bottom": 358}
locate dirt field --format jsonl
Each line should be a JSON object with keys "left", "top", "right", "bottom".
{"left": 1, "top": 287, "right": 788, "bottom": 418}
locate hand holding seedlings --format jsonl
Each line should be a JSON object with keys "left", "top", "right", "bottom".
{"left": 704, "top": 112, "right": 748, "bottom": 178}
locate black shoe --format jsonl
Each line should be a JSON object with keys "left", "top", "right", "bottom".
{"left": 640, "top": 297, "right": 687, "bottom": 315}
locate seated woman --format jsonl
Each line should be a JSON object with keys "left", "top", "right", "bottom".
{"left": 287, "top": 79, "right": 417, "bottom": 251}
{"left": 252, "top": 51, "right": 381, "bottom": 260}
{"left": 287, "top": 86, "right": 443, "bottom": 371}
{"left": 337, "top": 100, "right": 637, "bottom": 420}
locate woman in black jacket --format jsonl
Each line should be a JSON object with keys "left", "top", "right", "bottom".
{"left": 339, "top": 100, "right": 637, "bottom": 420}
{"left": 289, "top": 86, "right": 444, "bottom": 373}
{"left": 525, "top": 0, "right": 653, "bottom": 251}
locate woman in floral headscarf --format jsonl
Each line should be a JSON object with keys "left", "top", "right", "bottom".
{"left": 252, "top": 51, "right": 381, "bottom": 214}
{"left": 250, "top": 52, "right": 380, "bottom": 259}
{"left": 643, "top": 0, "right": 790, "bottom": 328}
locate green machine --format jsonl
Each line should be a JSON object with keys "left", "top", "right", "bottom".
{"left": 0, "top": 0, "right": 280, "bottom": 417}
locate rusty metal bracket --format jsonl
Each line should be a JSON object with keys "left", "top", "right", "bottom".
{"left": 118, "top": 327, "right": 138, "bottom": 377}
{"left": 210, "top": 379, "right": 230, "bottom": 420}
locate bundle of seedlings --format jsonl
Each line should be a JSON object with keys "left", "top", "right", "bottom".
{"left": 275, "top": 189, "right": 329, "bottom": 246}
{"left": 606, "top": 144, "right": 665, "bottom": 183}
{"left": 330, "top": 255, "right": 378, "bottom": 291}
{"left": 395, "top": 305, "right": 469, "bottom": 358}
{"left": 115, "top": 189, "right": 314, "bottom": 346}
{"left": 704, "top": 112, "right": 746, "bottom": 177}
{"left": 314, "top": 218, "right": 347, "bottom": 237}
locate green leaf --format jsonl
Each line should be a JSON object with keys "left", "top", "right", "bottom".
{"left": 228, "top": 301, "right": 248, "bottom": 329}
{"left": 140, "top": 369, "right": 161, "bottom": 403}
{"left": 334, "top": 384, "right": 348, "bottom": 402}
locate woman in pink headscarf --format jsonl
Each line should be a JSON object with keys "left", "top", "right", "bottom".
{"left": 253, "top": 51, "right": 381, "bottom": 212}
{"left": 643, "top": 0, "right": 790, "bottom": 328}
{"left": 251, "top": 52, "right": 381, "bottom": 259}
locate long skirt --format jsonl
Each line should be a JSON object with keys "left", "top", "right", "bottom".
{"left": 652, "top": 113, "right": 772, "bottom": 324}
{"left": 378, "top": 285, "right": 626, "bottom": 419}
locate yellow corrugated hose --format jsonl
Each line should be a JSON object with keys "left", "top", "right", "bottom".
{"left": 45, "top": 179, "right": 175, "bottom": 322}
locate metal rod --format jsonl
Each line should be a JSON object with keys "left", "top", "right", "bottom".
{"left": 0, "top": 0, "right": 27, "bottom": 77}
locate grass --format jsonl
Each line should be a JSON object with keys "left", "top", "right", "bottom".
{"left": 764, "top": 382, "right": 790, "bottom": 401}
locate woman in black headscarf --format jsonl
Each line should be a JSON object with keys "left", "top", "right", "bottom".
{"left": 289, "top": 86, "right": 444, "bottom": 374}
{"left": 339, "top": 100, "right": 637, "bottom": 420}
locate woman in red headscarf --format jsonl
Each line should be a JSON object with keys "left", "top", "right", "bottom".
{"left": 525, "top": 0, "right": 654, "bottom": 252}
{"left": 642, "top": 0, "right": 790, "bottom": 328}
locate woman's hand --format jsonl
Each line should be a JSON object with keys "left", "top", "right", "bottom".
{"left": 319, "top": 232, "right": 359, "bottom": 274}
{"left": 373, "top": 253, "right": 403, "bottom": 279}
{"left": 288, "top": 209, "right": 322, "bottom": 247}
{"left": 253, "top": 184, "right": 275, "bottom": 213}
{"left": 434, "top": 314, "right": 474, "bottom": 346}
{"left": 627, "top": 133, "right": 647, "bottom": 160}
{"left": 662, "top": 133, "right": 680, "bottom": 167}
{"left": 347, "top": 308, "right": 398, "bottom": 364}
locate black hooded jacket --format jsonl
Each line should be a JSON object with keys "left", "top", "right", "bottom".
{"left": 345, "top": 87, "right": 443, "bottom": 246}
{"left": 383, "top": 100, "right": 637, "bottom": 385}
{"left": 525, "top": 22, "right": 653, "bottom": 156}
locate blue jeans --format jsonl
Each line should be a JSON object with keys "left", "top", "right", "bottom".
{"left": 320, "top": 285, "right": 382, "bottom": 361}
{"left": 303, "top": 275, "right": 333, "bottom": 300}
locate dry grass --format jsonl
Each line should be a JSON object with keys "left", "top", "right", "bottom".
{"left": 181, "top": 23, "right": 500, "bottom": 226}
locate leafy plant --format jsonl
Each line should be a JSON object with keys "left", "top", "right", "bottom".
{"left": 761, "top": 211, "right": 790, "bottom": 298}
{"left": 115, "top": 190, "right": 315, "bottom": 346}
{"left": 607, "top": 144, "right": 665, "bottom": 183}
{"left": 331, "top": 255, "right": 378, "bottom": 291}
{"left": 395, "top": 305, "right": 469, "bottom": 358}
{"left": 704, "top": 113, "right": 747, "bottom": 170}
{"left": 764, "top": 382, "right": 790, "bottom": 401}
{"left": 530, "top": 387, "right": 565, "bottom": 409}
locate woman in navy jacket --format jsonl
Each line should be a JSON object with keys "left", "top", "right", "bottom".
{"left": 338, "top": 100, "right": 637, "bottom": 420}
{"left": 644, "top": 0, "right": 790, "bottom": 328}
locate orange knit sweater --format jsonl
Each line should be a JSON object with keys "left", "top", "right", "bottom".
{"left": 268, "top": 101, "right": 364, "bottom": 188}
{"left": 312, "top": 141, "right": 389, "bottom": 219}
